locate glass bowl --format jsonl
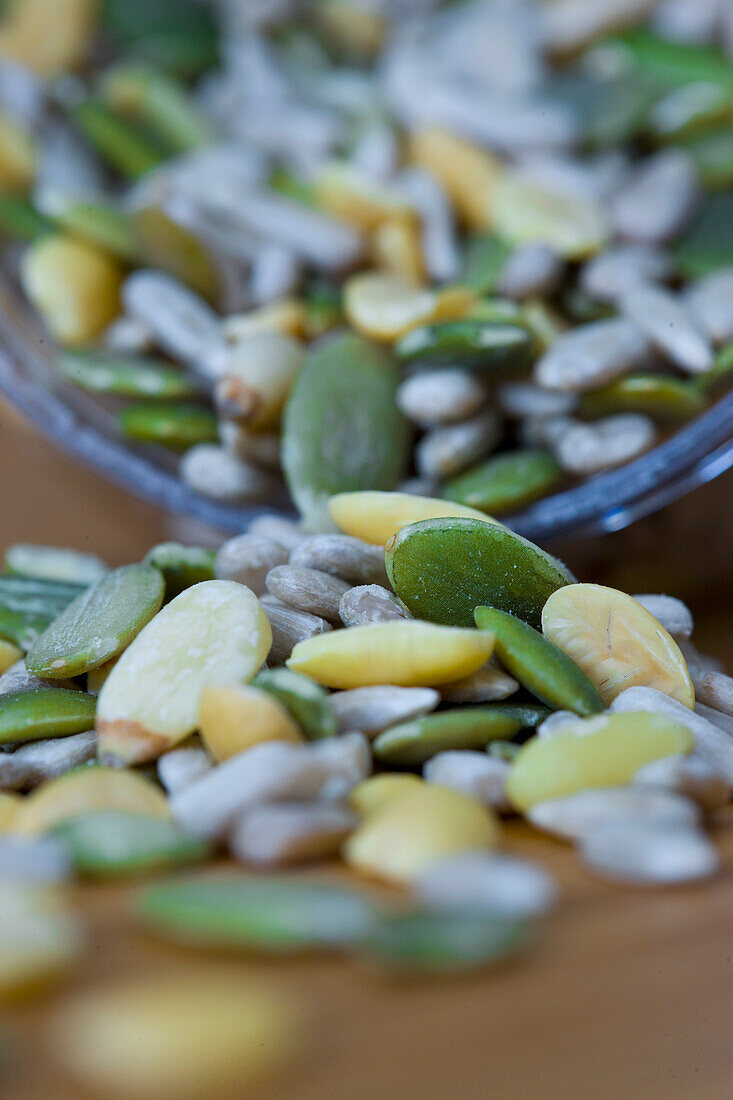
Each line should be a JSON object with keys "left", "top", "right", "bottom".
{"left": 1, "top": 266, "right": 732, "bottom": 543}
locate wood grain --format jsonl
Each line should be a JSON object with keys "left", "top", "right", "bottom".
{"left": 1, "top": 407, "right": 732, "bottom": 1100}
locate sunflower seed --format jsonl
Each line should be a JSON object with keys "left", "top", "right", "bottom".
{"left": 534, "top": 318, "right": 651, "bottom": 393}
{"left": 103, "top": 314, "right": 155, "bottom": 354}
{"left": 632, "top": 594, "right": 694, "bottom": 639}
{"left": 395, "top": 167, "right": 461, "bottom": 283}
{"left": 290, "top": 535, "right": 389, "bottom": 587}
{"left": 247, "top": 515, "right": 306, "bottom": 553}
{"left": 678, "top": 639, "right": 724, "bottom": 678}
{"left": 695, "top": 702, "right": 733, "bottom": 736}
{"left": 579, "top": 243, "right": 672, "bottom": 303}
{"left": 265, "top": 565, "right": 350, "bottom": 624}
{"left": 338, "top": 584, "right": 412, "bottom": 628}
{"left": 0, "top": 659, "right": 71, "bottom": 697}
{"left": 692, "top": 671, "right": 733, "bottom": 717}
{"left": 0, "top": 730, "right": 96, "bottom": 791}
{"left": 264, "top": 604, "right": 333, "bottom": 666}
{"left": 424, "top": 751, "right": 512, "bottom": 812}
{"left": 249, "top": 243, "right": 301, "bottom": 305}
{"left": 685, "top": 269, "right": 733, "bottom": 345}
{"left": 553, "top": 414, "right": 656, "bottom": 475}
{"left": 633, "top": 753, "right": 729, "bottom": 813}
{"left": 618, "top": 284, "right": 713, "bottom": 374}
{"left": 180, "top": 445, "right": 280, "bottom": 502}
{"left": 397, "top": 369, "right": 487, "bottom": 427}
{"left": 415, "top": 853, "right": 557, "bottom": 920}
{"left": 610, "top": 150, "right": 699, "bottom": 244}
{"left": 157, "top": 746, "right": 213, "bottom": 796}
{"left": 497, "top": 243, "right": 564, "bottom": 301}
{"left": 214, "top": 535, "right": 289, "bottom": 594}
{"left": 122, "top": 270, "right": 225, "bottom": 377}
{"left": 310, "top": 732, "right": 372, "bottom": 801}
{"left": 218, "top": 421, "right": 282, "bottom": 469}
{"left": 579, "top": 823, "right": 718, "bottom": 885}
{"left": 229, "top": 801, "right": 356, "bottom": 866}
{"left": 438, "top": 664, "right": 519, "bottom": 704}
{"left": 610, "top": 686, "right": 733, "bottom": 784}
{"left": 416, "top": 411, "right": 501, "bottom": 480}
{"left": 0, "top": 836, "right": 71, "bottom": 883}
{"left": 537, "top": 710, "right": 586, "bottom": 738}
{"left": 329, "top": 686, "right": 439, "bottom": 737}
{"left": 653, "top": 0, "right": 723, "bottom": 42}
{"left": 498, "top": 382, "right": 577, "bottom": 420}
{"left": 527, "top": 786, "right": 699, "bottom": 840}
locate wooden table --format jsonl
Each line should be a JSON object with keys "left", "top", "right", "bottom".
{"left": 1, "top": 406, "right": 732, "bottom": 1100}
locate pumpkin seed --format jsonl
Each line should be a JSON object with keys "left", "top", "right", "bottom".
{"left": 0, "top": 689, "right": 96, "bottom": 747}
{"left": 137, "top": 877, "right": 378, "bottom": 951}
{"left": 674, "top": 191, "right": 733, "bottom": 278}
{"left": 385, "top": 517, "right": 573, "bottom": 629}
{"left": 118, "top": 402, "right": 218, "bottom": 450}
{"left": 143, "top": 543, "right": 215, "bottom": 599}
{"left": 51, "top": 811, "right": 209, "bottom": 877}
{"left": 72, "top": 98, "right": 166, "bottom": 179}
{"left": 329, "top": 490, "right": 495, "bottom": 545}
{"left": 26, "top": 564, "right": 164, "bottom": 679}
{"left": 683, "top": 128, "right": 733, "bottom": 189}
{"left": 395, "top": 319, "right": 534, "bottom": 371}
{"left": 0, "top": 639, "right": 23, "bottom": 675}
{"left": 96, "top": 581, "right": 272, "bottom": 764}
{"left": 13, "top": 765, "right": 171, "bottom": 835}
{"left": 53, "top": 200, "right": 138, "bottom": 262}
{"left": 57, "top": 350, "right": 198, "bottom": 400}
{"left": 0, "top": 194, "right": 53, "bottom": 241}
{"left": 0, "top": 576, "right": 99, "bottom": 649}
{"left": 541, "top": 583, "right": 694, "bottom": 707}
{"left": 362, "top": 910, "right": 526, "bottom": 974}
{"left": 254, "top": 667, "right": 336, "bottom": 741}
{"left": 506, "top": 712, "right": 694, "bottom": 812}
{"left": 287, "top": 620, "right": 495, "bottom": 689}
{"left": 373, "top": 709, "right": 526, "bottom": 766}
{"left": 281, "top": 332, "right": 410, "bottom": 530}
{"left": 5, "top": 544, "right": 107, "bottom": 585}
{"left": 102, "top": 64, "right": 212, "bottom": 153}
{"left": 198, "top": 684, "right": 302, "bottom": 762}
{"left": 461, "top": 235, "right": 513, "bottom": 295}
{"left": 580, "top": 374, "right": 705, "bottom": 421}
{"left": 474, "top": 606, "right": 604, "bottom": 716}
{"left": 443, "top": 450, "right": 562, "bottom": 514}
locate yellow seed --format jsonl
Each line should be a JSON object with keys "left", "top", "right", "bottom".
{"left": 12, "top": 766, "right": 171, "bottom": 836}
{"left": 349, "top": 773, "right": 424, "bottom": 817}
{"left": 20, "top": 234, "right": 123, "bottom": 346}
{"left": 0, "top": 0, "right": 96, "bottom": 75}
{"left": 371, "top": 211, "right": 427, "bottom": 286}
{"left": 329, "top": 490, "right": 498, "bottom": 545}
{"left": 216, "top": 332, "right": 303, "bottom": 431}
{"left": 0, "top": 638, "right": 23, "bottom": 675}
{"left": 198, "top": 683, "right": 302, "bottom": 762}
{"left": 48, "top": 970, "right": 302, "bottom": 1100}
{"left": 490, "top": 171, "right": 608, "bottom": 259}
{"left": 314, "top": 162, "right": 411, "bottom": 232}
{"left": 315, "top": 0, "right": 386, "bottom": 59}
{"left": 0, "top": 792, "right": 22, "bottom": 832}
{"left": 542, "top": 583, "right": 694, "bottom": 707}
{"left": 86, "top": 657, "right": 117, "bottom": 696}
{"left": 507, "top": 712, "right": 694, "bottom": 812}
{"left": 288, "top": 620, "right": 494, "bottom": 689}
{"left": 343, "top": 783, "right": 499, "bottom": 883}
{"left": 408, "top": 127, "right": 502, "bottom": 229}
{"left": 223, "top": 298, "right": 307, "bottom": 343}
{"left": 0, "top": 113, "right": 34, "bottom": 194}
{"left": 0, "top": 885, "right": 84, "bottom": 1002}
{"left": 343, "top": 271, "right": 475, "bottom": 341}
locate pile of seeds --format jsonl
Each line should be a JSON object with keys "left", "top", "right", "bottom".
{"left": 0, "top": 489, "right": 731, "bottom": 1026}
{"left": 2, "top": 1, "right": 733, "bottom": 521}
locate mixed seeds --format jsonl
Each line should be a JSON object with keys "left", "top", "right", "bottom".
{"left": 1, "top": 2, "right": 733, "bottom": 524}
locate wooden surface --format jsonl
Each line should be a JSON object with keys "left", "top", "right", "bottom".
{"left": 1, "top": 405, "right": 732, "bottom": 1100}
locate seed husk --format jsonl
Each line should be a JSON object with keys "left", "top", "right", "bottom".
{"left": 26, "top": 564, "right": 165, "bottom": 680}
{"left": 474, "top": 606, "right": 604, "bottom": 716}
{"left": 373, "top": 709, "right": 526, "bottom": 766}
{"left": 0, "top": 689, "right": 96, "bottom": 747}
{"left": 542, "top": 584, "right": 694, "bottom": 708}
{"left": 51, "top": 811, "right": 209, "bottom": 878}
{"left": 96, "top": 581, "right": 272, "bottom": 764}
{"left": 461, "top": 235, "right": 513, "bottom": 295}
{"left": 290, "top": 534, "right": 389, "bottom": 588}
{"left": 386, "top": 517, "right": 573, "bottom": 629}
{"left": 443, "top": 450, "right": 562, "bottom": 514}
{"left": 281, "top": 332, "right": 410, "bottom": 530}
{"left": 13, "top": 765, "right": 171, "bottom": 835}
{"left": 254, "top": 667, "right": 337, "bottom": 741}
{"left": 264, "top": 603, "right": 333, "bottom": 667}
{"left": 439, "top": 665, "right": 519, "bottom": 703}
{"left": 5, "top": 544, "right": 107, "bottom": 586}
{"left": 118, "top": 402, "right": 219, "bottom": 451}
{"left": 395, "top": 319, "right": 534, "bottom": 371}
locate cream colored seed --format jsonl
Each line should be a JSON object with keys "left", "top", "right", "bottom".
{"left": 287, "top": 620, "right": 495, "bottom": 689}
{"left": 214, "top": 332, "right": 303, "bottom": 431}
{"left": 329, "top": 490, "right": 497, "bottom": 545}
{"left": 349, "top": 773, "right": 424, "bottom": 817}
{"left": 408, "top": 127, "right": 502, "bottom": 230}
{"left": 222, "top": 297, "right": 307, "bottom": 343}
{"left": 490, "top": 170, "right": 608, "bottom": 259}
{"left": 343, "top": 271, "right": 475, "bottom": 342}
{"left": 0, "top": 885, "right": 84, "bottom": 1002}
{"left": 397, "top": 369, "right": 487, "bottom": 428}
{"left": 415, "top": 411, "right": 502, "bottom": 480}
{"left": 198, "top": 683, "right": 302, "bottom": 762}
{"left": 314, "top": 162, "right": 412, "bottom": 231}
{"left": 12, "top": 767, "right": 170, "bottom": 836}
{"left": 0, "top": 113, "right": 34, "bottom": 194}
{"left": 0, "top": 639, "right": 23, "bottom": 675}
{"left": 343, "top": 782, "right": 499, "bottom": 884}
{"left": 542, "top": 583, "right": 694, "bottom": 707}
{"left": 372, "top": 210, "right": 427, "bottom": 286}
{"left": 339, "top": 584, "right": 412, "bottom": 628}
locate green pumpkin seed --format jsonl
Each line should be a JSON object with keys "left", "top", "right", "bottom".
{"left": 696, "top": 343, "right": 733, "bottom": 395}
{"left": 303, "top": 277, "right": 342, "bottom": 337}
{"left": 5, "top": 545, "right": 108, "bottom": 586}
{"left": 53, "top": 201, "right": 138, "bottom": 262}
{"left": 0, "top": 195, "right": 54, "bottom": 241}
{"left": 554, "top": 70, "right": 654, "bottom": 150}
{"left": 270, "top": 166, "right": 317, "bottom": 208}
{"left": 282, "top": 332, "right": 410, "bottom": 530}
{"left": 474, "top": 606, "right": 604, "bottom": 717}
{"left": 52, "top": 811, "right": 209, "bottom": 877}
{"left": 118, "top": 402, "right": 218, "bottom": 450}
{"left": 254, "top": 667, "right": 336, "bottom": 740}
{"left": 560, "top": 287, "right": 617, "bottom": 324}
{"left": 0, "top": 576, "right": 88, "bottom": 650}
{"left": 137, "top": 877, "right": 378, "bottom": 951}
{"left": 362, "top": 911, "right": 527, "bottom": 973}
{"left": 683, "top": 130, "right": 733, "bottom": 190}
{"left": 57, "top": 350, "right": 199, "bottom": 400}
{"left": 373, "top": 708, "right": 525, "bottom": 766}
{"left": 101, "top": 0, "right": 218, "bottom": 80}
{"left": 143, "top": 543, "right": 215, "bottom": 600}
{"left": 461, "top": 236, "right": 512, "bottom": 295}
{"left": 613, "top": 29, "right": 733, "bottom": 95}
{"left": 25, "top": 564, "right": 164, "bottom": 680}
{"left": 674, "top": 192, "right": 733, "bottom": 278}
{"left": 71, "top": 99, "right": 168, "bottom": 180}
{"left": 385, "top": 517, "right": 574, "bottom": 629}
{"left": 395, "top": 320, "right": 533, "bottom": 371}
{"left": 102, "top": 65, "right": 213, "bottom": 153}
{"left": 487, "top": 740, "right": 522, "bottom": 762}
{"left": 579, "top": 374, "right": 705, "bottom": 422}
{"left": 0, "top": 689, "right": 96, "bottom": 746}
{"left": 443, "top": 450, "right": 562, "bottom": 514}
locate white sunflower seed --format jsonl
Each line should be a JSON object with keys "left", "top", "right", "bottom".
{"left": 552, "top": 413, "right": 656, "bottom": 475}
{"left": 103, "top": 315, "right": 155, "bottom": 354}
{"left": 678, "top": 639, "right": 724, "bottom": 678}
{"left": 579, "top": 823, "right": 718, "bottom": 885}
{"left": 329, "top": 686, "right": 439, "bottom": 737}
{"left": 397, "top": 369, "right": 487, "bottom": 427}
{"left": 0, "top": 660, "right": 71, "bottom": 697}
{"left": 691, "top": 671, "right": 733, "bottom": 717}
{"left": 633, "top": 753, "right": 729, "bottom": 813}
{"left": 214, "top": 534, "right": 289, "bottom": 594}
{"left": 632, "top": 594, "right": 694, "bottom": 639}
{"left": 579, "top": 243, "right": 672, "bottom": 303}
{"left": 395, "top": 167, "right": 461, "bottom": 283}
{"left": 0, "top": 731, "right": 97, "bottom": 791}
{"left": 497, "top": 243, "right": 564, "bottom": 301}
{"left": 527, "top": 786, "right": 699, "bottom": 841}
{"left": 424, "top": 751, "right": 512, "bottom": 812}
{"left": 498, "top": 382, "right": 577, "bottom": 420}
{"left": 537, "top": 710, "right": 586, "bottom": 738}
{"left": 534, "top": 318, "right": 651, "bottom": 392}
{"left": 685, "top": 269, "right": 733, "bottom": 346}
{"left": 610, "top": 149, "right": 700, "bottom": 243}
{"left": 618, "top": 284, "right": 713, "bottom": 374}
{"left": 122, "top": 271, "right": 225, "bottom": 377}
{"left": 439, "top": 664, "right": 519, "bottom": 703}
{"left": 264, "top": 604, "right": 333, "bottom": 666}
{"left": 180, "top": 445, "right": 280, "bottom": 502}
{"left": 0, "top": 836, "right": 71, "bottom": 883}
{"left": 265, "top": 565, "right": 351, "bottom": 624}
{"left": 695, "top": 702, "right": 733, "bottom": 736}
{"left": 229, "top": 801, "right": 356, "bottom": 866}
{"left": 541, "top": 0, "right": 657, "bottom": 53}
{"left": 415, "top": 411, "right": 501, "bottom": 480}
{"left": 310, "top": 732, "right": 372, "bottom": 801}
{"left": 157, "top": 746, "right": 213, "bottom": 796}
{"left": 247, "top": 515, "right": 306, "bottom": 552}
{"left": 415, "top": 852, "right": 556, "bottom": 920}
{"left": 249, "top": 243, "right": 301, "bottom": 305}
{"left": 218, "top": 421, "right": 282, "bottom": 469}
{"left": 652, "top": 0, "right": 722, "bottom": 47}
{"left": 338, "top": 585, "right": 412, "bottom": 628}
{"left": 290, "top": 535, "right": 389, "bottom": 587}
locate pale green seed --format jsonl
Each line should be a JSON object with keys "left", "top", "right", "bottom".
{"left": 253, "top": 668, "right": 336, "bottom": 741}
{"left": 0, "top": 689, "right": 96, "bottom": 746}
{"left": 143, "top": 543, "right": 215, "bottom": 600}
{"left": 52, "top": 812, "right": 209, "bottom": 878}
